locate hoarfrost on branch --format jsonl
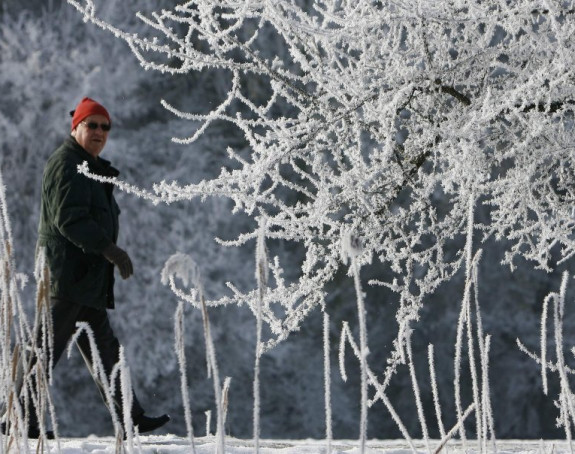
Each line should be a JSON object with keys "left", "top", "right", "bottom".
{"left": 69, "top": 0, "right": 575, "bottom": 351}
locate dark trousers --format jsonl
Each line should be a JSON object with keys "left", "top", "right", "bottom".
{"left": 29, "top": 298, "right": 144, "bottom": 429}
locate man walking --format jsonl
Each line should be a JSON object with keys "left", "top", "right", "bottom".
{"left": 28, "top": 97, "right": 169, "bottom": 437}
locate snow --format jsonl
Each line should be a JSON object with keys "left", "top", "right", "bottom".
{"left": 32, "top": 437, "right": 571, "bottom": 454}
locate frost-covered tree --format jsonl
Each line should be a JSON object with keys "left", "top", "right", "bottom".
{"left": 69, "top": 0, "right": 575, "bottom": 350}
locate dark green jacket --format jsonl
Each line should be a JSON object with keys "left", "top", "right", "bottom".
{"left": 37, "top": 136, "right": 121, "bottom": 309}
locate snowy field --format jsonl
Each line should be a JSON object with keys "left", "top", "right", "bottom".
{"left": 26, "top": 437, "right": 570, "bottom": 454}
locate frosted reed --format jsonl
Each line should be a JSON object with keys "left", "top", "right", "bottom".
{"left": 253, "top": 220, "right": 268, "bottom": 454}
{"left": 323, "top": 311, "right": 332, "bottom": 454}
{"left": 161, "top": 253, "right": 224, "bottom": 452}
{"left": 341, "top": 231, "right": 369, "bottom": 453}
{"left": 175, "top": 301, "right": 196, "bottom": 453}
{"left": 553, "top": 272, "right": 574, "bottom": 454}
{"left": 205, "top": 410, "right": 211, "bottom": 437}
{"left": 454, "top": 280, "right": 468, "bottom": 444}
{"left": 406, "top": 329, "right": 430, "bottom": 453}
{"left": 434, "top": 403, "right": 476, "bottom": 454}
{"left": 67, "top": 323, "right": 122, "bottom": 441}
{"left": 454, "top": 192, "right": 478, "bottom": 445}
{"left": 480, "top": 335, "right": 496, "bottom": 454}
{"left": 338, "top": 323, "right": 348, "bottom": 383}
{"left": 222, "top": 377, "right": 232, "bottom": 431}
{"left": 34, "top": 250, "right": 54, "bottom": 387}
{"left": 0, "top": 171, "right": 58, "bottom": 452}
{"left": 118, "top": 347, "right": 134, "bottom": 452}
{"left": 200, "top": 299, "right": 225, "bottom": 454}
{"left": 465, "top": 194, "right": 483, "bottom": 447}
{"left": 541, "top": 294, "right": 552, "bottom": 396}
{"left": 340, "top": 322, "right": 416, "bottom": 453}
{"left": 428, "top": 344, "right": 446, "bottom": 439}
{"left": 466, "top": 285, "right": 482, "bottom": 451}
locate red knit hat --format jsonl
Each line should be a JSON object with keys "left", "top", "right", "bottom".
{"left": 70, "top": 97, "right": 111, "bottom": 131}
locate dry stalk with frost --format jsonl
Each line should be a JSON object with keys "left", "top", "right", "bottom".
{"left": 406, "top": 328, "right": 430, "bottom": 454}
{"left": 0, "top": 169, "right": 59, "bottom": 452}
{"left": 254, "top": 220, "right": 268, "bottom": 454}
{"left": 174, "top": 301, "right": 196, "bottom": 453}
{"left": 428, "top": 344, "right": 445, "bottom": 440}
{"left": 323, "top": 311, "right": 332, "bottom": 454}
{"left": 67, "top": 323, "right": 123, "bottom": 444}
{"left": 161, "top": 254, "right": 225, "bottom": 453}
{"left": 518, "top": 273, "right": 575, "bottom": 454}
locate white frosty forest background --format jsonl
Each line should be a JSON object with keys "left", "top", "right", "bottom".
{"left": 1, "top": 0, "right": 575, "bottom": 443}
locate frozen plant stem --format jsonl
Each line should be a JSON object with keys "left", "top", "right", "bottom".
{"left": 434, "top": 403, "right": 476, "bottom": 454}
{"left": 428, "top": 344, "right": 446, "bottom": 440}
{"left": 253, "top": 221, "right": 267, "bottom": 454}
{"left": 323, "top": 311, "right": 332, "bottom": 454}
{"left": 341, "top": 322, "right": 416, "bottom": 453}
{"left": 541, "top": 294, "right": 552, "bottom": 396}
{"left": 175, "top": 301, "right": 196, "bottom": 453}
{"left": 480, "top": 335, "right": 496, "bottom": 454}
{"left": 201, "top": 298, "right": 225, "bottom": 454}
{"left": 205, "top": 410, "right": 211, "bottom": 437}
{"left": 454, "top": 192, "right": 477, "bottom": 446}
{"left": 68, "top": 323, "right": 122, "bottom": 442}
{"left": 554, "top": 272, "right": 574, "bottom": 454}
{"left": 406, "top": 329, "right": 430, "bottom": 453}
{"left": 351, "top": 255, "right": 368, "bottom": 454}
{"left": 118, "top": 347, "right": 134, "bottom": 452}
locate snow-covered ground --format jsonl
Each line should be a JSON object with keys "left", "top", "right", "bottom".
{"left": 30, "top": 437, "right": 570, "bottom": 454}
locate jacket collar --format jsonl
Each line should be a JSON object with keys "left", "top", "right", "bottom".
{"left": 65, "top": 136, "right": 120, "bottom": 177}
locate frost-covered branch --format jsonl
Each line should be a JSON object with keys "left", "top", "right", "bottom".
{"left": 70, "top": 0, "right": 575, "bottom": 353}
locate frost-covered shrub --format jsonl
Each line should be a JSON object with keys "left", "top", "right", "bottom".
{"left": 69, "top": 0, "right": 575, "bottom": 348}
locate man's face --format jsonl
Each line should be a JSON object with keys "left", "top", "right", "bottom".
{"left": 72, "top": 114, "right": 111, "bottom": 157}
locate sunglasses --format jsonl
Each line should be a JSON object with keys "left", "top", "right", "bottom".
{"left": 81, "top": 120, "right": 112, "bottom": 132}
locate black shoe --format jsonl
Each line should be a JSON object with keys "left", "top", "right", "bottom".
{"left": 27, "top": 426, "right": 55, "bottom": 439}
{"left": 133, "top": 414, "right": 170, "bottom": 434}
{"left": 1, "top": 422, "right": 55, "bottom": 439}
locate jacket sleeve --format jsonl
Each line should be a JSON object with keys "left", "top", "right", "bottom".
{"left": 50, "top": 160, "right": 112, "bottom": 254}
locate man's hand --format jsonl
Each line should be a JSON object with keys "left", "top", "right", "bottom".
{"left": 102, "top": 243, "right": 133, "bottom": 279}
